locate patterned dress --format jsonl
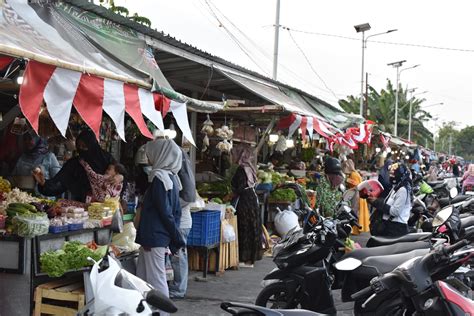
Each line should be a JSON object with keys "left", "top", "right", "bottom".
{"left": 231, "top": 166, "right": 263, "bottom": 263}
{"left": 80, "top": 161, "right": 122, "bottom": 202}
{"left": 315, "top": 176, "right": 342, "bottom": 218}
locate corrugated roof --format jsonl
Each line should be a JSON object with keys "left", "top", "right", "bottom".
{"left": 63, "top": 0, "right": 345, "bottom": 116}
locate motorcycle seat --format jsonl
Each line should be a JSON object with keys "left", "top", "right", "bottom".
{"left": 341, "top": 240, "right": 431, "bottom": 261}
{"left": 461, "top": 216, "right": 474, "bottom": 230}
{"left": 427, "top": 181, "right": 445, "bottom": 187}
{"left": 439, "top": 195, "right": 472, "bottom": 208}
{"left": 355, "top": 249, "right": 429, "bottom": 278}
{"left": 277, "top": 310, "right": 334, "bottom": 316}
{"left": 366, "top": 232, "right": 431, "bottom": 247}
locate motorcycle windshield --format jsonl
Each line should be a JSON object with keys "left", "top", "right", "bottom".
{"left": 114, "top": 269, "right": 153, "bottom": 295}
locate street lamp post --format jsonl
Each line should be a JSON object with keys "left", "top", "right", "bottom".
{"left": 407, "top": 91, "right": 429, "bottom": 142}
{"left": 387, "top": 60, "right": 406, "bottom": 136}
{"left": 354, "top": 24, "right": 397, "bottom": 117}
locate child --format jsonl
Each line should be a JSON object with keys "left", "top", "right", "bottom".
{"left": 80, "top": 160, "right": 126, "bottom": 202}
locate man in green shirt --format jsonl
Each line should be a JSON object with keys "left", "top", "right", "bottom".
{"left": 315, "top": 157, "right": 344, "bottom": 218}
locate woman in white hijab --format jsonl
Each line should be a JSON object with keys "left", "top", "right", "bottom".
{"left": 135, "top": 138, "right": 184, "bottom": 304}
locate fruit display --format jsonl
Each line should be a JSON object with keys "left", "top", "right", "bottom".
{"left": 0, "top": 177, "right": 11, "bottom": 193}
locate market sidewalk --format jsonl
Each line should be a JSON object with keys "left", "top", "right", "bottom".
{"left": 173, "top": 233, "right": 370, "bottom": 315}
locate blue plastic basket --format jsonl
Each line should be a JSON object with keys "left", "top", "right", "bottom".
{"left": 187, "top": 211, "right": 221, "bottom": 246}
{"left": 68, "top": 223, "right": 84, "bottom": 231}
{"left": 49, "top": 225, "right": 68, "bottom": 234}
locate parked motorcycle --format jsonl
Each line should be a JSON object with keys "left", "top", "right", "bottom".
{"left": 78, "top": 254, "right": 177, "bottom": 315}
{"left": 221, "top": 302, "right": 325, "bottom": 316}
{"left": 350, "top": 239, "right": 474, "bottom": 315}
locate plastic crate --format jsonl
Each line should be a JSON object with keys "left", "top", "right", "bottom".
{"left": 68, "top": 223, "right": 84, "bottom": 231}
{"left": 49, "top": 225, "right": 68, "bottom": 234}
{"left": 187, "top": 211, "right": 221, "bottom": 246}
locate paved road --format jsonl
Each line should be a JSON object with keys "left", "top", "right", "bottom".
{"left": 173, "top": 233, "right": 370, "bottom": 315}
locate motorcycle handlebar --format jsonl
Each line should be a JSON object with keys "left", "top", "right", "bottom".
{"left": 445, "top": 239, "right": 469, "bottom": 254}
{"left": 351, "top": 285, "right": 374, "bottom": 300}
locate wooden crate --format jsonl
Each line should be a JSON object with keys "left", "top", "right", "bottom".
{"left": 188, "top": 215, "right": 239, "bottom": 274}
{"left": 34, "top": 279, "right": 85, "bottom": 316}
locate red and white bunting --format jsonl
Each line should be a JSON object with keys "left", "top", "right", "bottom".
{"left": 277, "top": 113, "right": 375, "bottom": 149}
{"left": 380, "top": 134, "right": 391, "bottom": 149}
{"left": 18, "top": 60, "right": 195, "bottom": 143}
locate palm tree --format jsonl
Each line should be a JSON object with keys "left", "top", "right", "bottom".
{"left": 339, "top": 80, "right": 432, "bottom": 144}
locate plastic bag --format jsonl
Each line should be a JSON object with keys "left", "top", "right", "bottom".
{"left": 112, "top": 222, "right": 140, "bottom": 252}
{"left": 111, "top": 209, "right": 123, "bottom": 233}
{"left": 13, "top": 213, "right": 49, "bottom": 238}
{"left": 274, "top": 209, "right": 299, "bottom": 237}
{"left": 222, "top": 220, "right": 236, "bottom": 243}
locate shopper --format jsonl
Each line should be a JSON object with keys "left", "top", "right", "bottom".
{"left": 368, "top": 163, "right": 413, "bottom": 237}
{"left": 461, "top": 164, "right": 474, "bottom": 194}
{"left": 169, "top": 149, "right": 195, "bottom": 299}
{"left": 378, "top": 155, "right": 393, "bottom": 198}
{"left": 33, "top": 130, "right": 115, "bottom": 201}
{"left": 231, "top": 144, "right": 262, "bottom": 267}
{"left": 342, "top": 159, "right": 370, "bottom": 233}
{"left": 13, "top": 132, "right": 60, "bottom": 184}
{"left": 427, "top": 161, "right": 439, "bottom": 182}
{"left": 315, "top": 157, "right": 343, "bottom": 218}
{"left": 135, "top": 138, "right": 184, "bottom": 302}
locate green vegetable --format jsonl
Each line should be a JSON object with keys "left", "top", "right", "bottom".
{"left": 210, "top": 197, "right": 223, "bottom": 204}
{"left": 12, "top": 213, "right": 49, "bottom": 238}
{"left": 269, "top": 189, "right": 298, "bottom": 202}
{"left": 40, "top": 241, "right": 104, "bottom": 277}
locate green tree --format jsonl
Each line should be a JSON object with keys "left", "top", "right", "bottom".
{"left": 456, "top": 125, "right": 474, "bottom": 160}
{"left": 339, "top": 80, "right": 432, "bottom": 145}
{"left": 436, "top": 121, "right": 460, "bottom": 154}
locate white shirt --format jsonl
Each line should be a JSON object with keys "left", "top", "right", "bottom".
{"left": 383, "top": 187, "right": 412, "bottom": 224}
{"left": 179, "top": 198, "right": 193, "bottom": 229}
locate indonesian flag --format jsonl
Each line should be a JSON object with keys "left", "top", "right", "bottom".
{"left": 380, "top": 134, "right": 391, "bottom": 149}
{"left": 18, "top": 60, "right": 171, "bottom": 140}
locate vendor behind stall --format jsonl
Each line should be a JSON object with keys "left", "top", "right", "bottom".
{"left": 12, "top": 132, "right": 60, "bottom": 189}
{"left": 33, "top": 130, "right": 115, "bottom": 202}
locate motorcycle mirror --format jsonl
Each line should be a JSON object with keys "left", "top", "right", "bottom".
{"left": 343, "top": 205, "right": 352, "bottom": 213}
{"left": 432, "top": 206, "right": 453, "bottom": 227}
{"left": 339, "top": 183, "right": 346, "bottom": 193}
{"left": 334, "top": 257, "right": 362, "bottom": 271}
{"left": 342, "top": 189, "right": 356, "bottom": 202}
{"left": 145, "top": 289, "right": 178, "bottom": 313}
{"left": 450, "top": 187, "right": 459, "bottom": 199}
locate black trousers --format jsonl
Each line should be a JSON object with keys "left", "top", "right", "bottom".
{"left": 381, "top": 220, "right": 408, "bottom": 237}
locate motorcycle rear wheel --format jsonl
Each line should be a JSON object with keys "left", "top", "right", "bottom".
{"left": 255, "top": 282, "right": 300, "bottom": 309}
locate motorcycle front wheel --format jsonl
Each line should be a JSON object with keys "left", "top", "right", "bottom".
{"left": 255, "top": 282, "right": 300, "bottom": 309}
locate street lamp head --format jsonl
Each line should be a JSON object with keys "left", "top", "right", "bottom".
{"left": 354, "top": 23, "right": 371, "bottom": 33}
{"left": 387, "top": 29, "right": 398, "bottom": 33}
{"left": 388, "top": 60, "right": 406, "bottom": 68}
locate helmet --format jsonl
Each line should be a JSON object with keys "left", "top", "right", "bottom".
{"left": 357, "top": 179, "right": 384, "bottom": 199}
{"left": 324, "top": 157, "right": 343, "bottom": 176}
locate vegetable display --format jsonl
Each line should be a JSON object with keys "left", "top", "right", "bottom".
{"left": 40, "top": 241, "right": 107, "bottom": 277}
{"left": 269, "top": 189, "right": 298, "bottom": 203}
{"left": 0, "top": 177, "right": 11, "bottom": 193}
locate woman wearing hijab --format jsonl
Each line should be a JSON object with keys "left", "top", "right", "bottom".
{"left": 231, "top": 145, "right": 263, "bottom": 267}
{"left": 342, "top": 159, "right": 370, "bottom": 234}
{"left": 368, "top": 163, "right": 413, "bottom": 237}
{"left": 378, "top": 155, "right": 393, "bottom": 198}
{"left": 13, "top": 132, "right": 60, "bottom": 183}
{"left": 135, "top": 138, "right": 185, "bottom": 300}
{"left": 33, "top": 130, "right": 114, "bottom": 202}
{"left": 462, "top": 164, "right": 474, "bottom": 194}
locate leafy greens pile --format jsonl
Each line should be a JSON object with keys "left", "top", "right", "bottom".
{"left": 40, "top": 241, "right": 107, "bottom": 277}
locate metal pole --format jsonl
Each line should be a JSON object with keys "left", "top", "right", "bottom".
{"left": 364, "top": 72, "right": 369, "bottom": 116}
{"left": 408, "top": 102, "right": 413, "bottom": 141}
{"left": 449, "top": 134, "right": 452, "bottom": 155}
{"left": 272, "top": 0, "right": 281, "bottom": 80}
{"left": 360, "top": 31, "right": 365, "bottom": 116}
{"left": 394, "top": 66, "right": 400, "bottom": 136}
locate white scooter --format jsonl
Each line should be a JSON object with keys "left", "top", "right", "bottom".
{"left": 79, "top": 254, "right": 177, "bottom": 315}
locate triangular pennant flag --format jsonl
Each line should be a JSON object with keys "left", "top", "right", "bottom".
{"left": 170, "top": 100, "right": 195, "bottom": 146}
{"left": 73, "top": 75, "right": 104, "bottom": 140}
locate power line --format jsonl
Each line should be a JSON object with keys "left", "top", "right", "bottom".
{"left": 202, "top": 0, "right": 270, "bottom": 75}
{"left": 287, "top": 26, "right": 474, "bottom": 53}
{"left": 285, "top": 29, "right": 339, "bottom": 100}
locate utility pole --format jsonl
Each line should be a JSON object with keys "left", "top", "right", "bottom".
{"left": 388, "top": 60, "right": 405, "bottom": 137}
{"left": 449, "top": 134, "right": 453, "bottom": 155}
{"left": 364, "top": 72, "right": 369, "bottom": 117}
{"left": 272, "top": 0, "right": 281, "bottom": 80}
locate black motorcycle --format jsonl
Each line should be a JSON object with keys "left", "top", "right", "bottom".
{"left": 351, "top": 239, "right": 474, "bottom": 315}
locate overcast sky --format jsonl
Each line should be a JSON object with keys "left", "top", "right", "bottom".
{"left": 115, "top": 0, "right": 474, "bottom": 130}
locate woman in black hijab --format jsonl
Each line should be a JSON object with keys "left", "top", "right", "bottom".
{"left": 33, "top": 130, "right": 115, "bottom": 202}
